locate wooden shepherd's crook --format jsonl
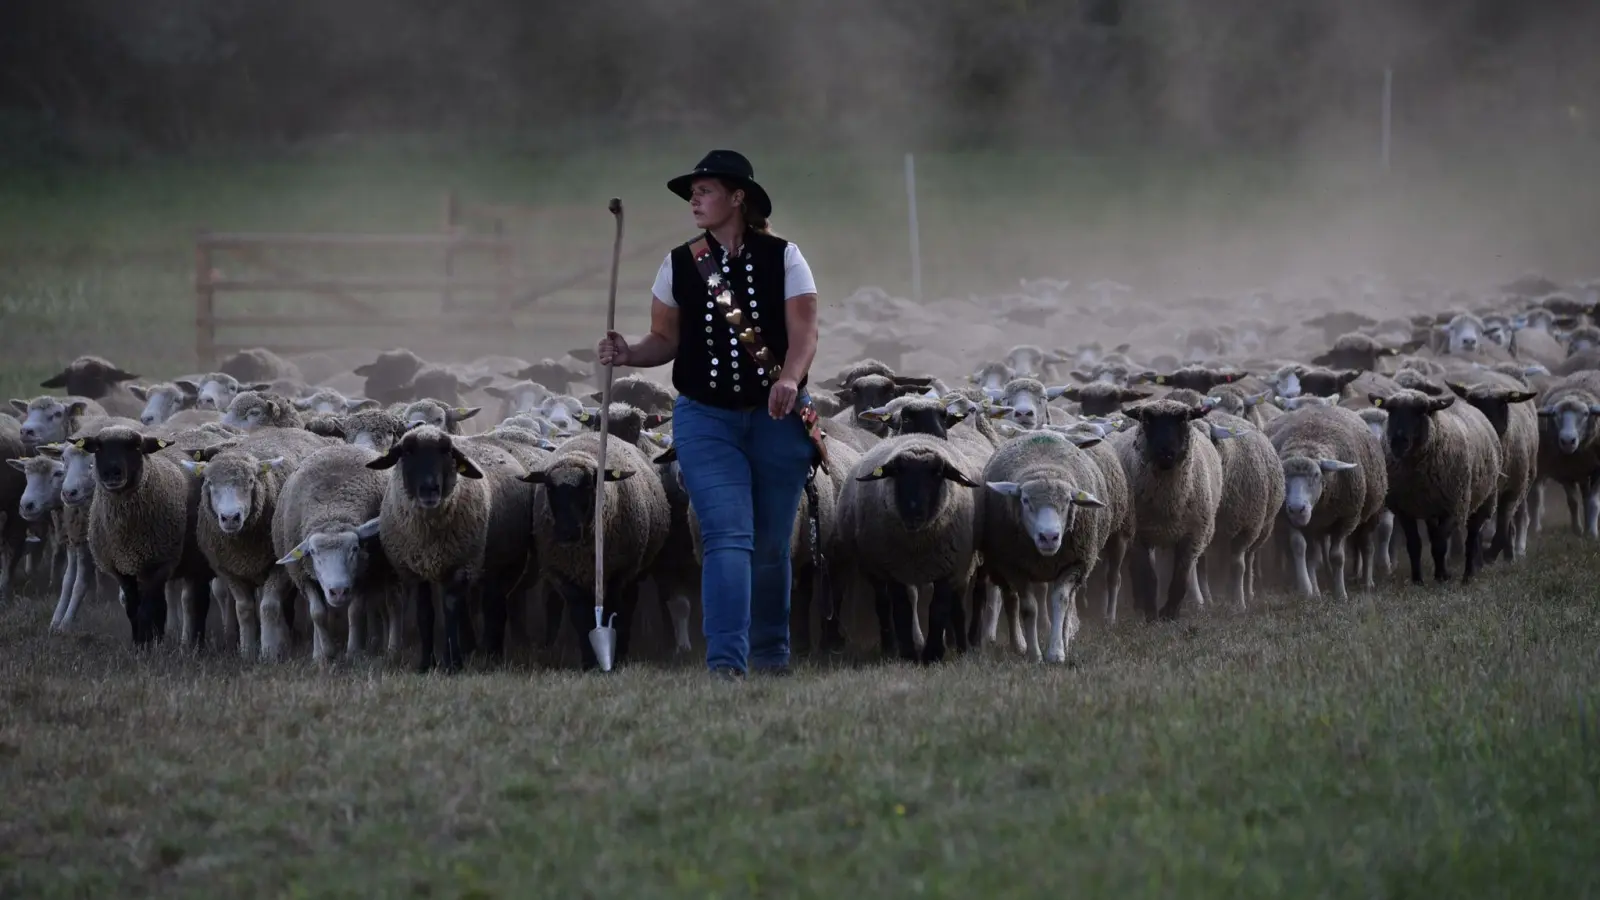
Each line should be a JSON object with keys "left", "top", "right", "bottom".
{"left": 589, "top": 197, "right": 625, "bottom": 670}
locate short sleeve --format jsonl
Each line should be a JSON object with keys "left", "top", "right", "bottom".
{"left": 651, "top": 253, "right": 675, "bottom": 307}
{"left": 783, "top": 243, "right": 817, "bottom": 300}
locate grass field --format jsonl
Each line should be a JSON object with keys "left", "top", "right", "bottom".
{"left": 3, "top": 141, "right": 1600, "bottom": 897}
{"left": 0, "top": 535, "right": 1596, "bottom": 898}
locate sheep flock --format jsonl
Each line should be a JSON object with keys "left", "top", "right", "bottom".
{"left": 4, "top": 269, "right": 1600, "bottom": 673}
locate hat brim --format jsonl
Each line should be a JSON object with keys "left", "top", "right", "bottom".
{"left": 667, "top": 171, "right": 773, "bottom": 219}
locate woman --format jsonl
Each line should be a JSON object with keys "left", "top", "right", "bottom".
{"left": 595, "top": 150, "right": 822, "bottom": 681}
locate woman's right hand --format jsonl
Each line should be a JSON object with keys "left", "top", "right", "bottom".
{"left": 597, "top": 330, "right": 630, "bottom": 367}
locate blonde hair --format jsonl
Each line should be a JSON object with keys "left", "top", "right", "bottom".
{"left": 720, "top": 178, "right": 781, "bottom": 239}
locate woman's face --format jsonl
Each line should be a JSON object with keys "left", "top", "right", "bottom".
{"left": 689, "top": 177, "right": 743, "bottom": 230}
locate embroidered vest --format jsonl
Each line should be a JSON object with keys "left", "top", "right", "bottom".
{"left": 670, "top": 228, "right": 803, "bottom": 409}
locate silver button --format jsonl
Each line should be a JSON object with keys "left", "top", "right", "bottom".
{"left": 712, "top": 357, "right": 719, "bottom": 365}
{"left": 747, "top": 287, "right": 755, "bottom": 295}
{"left": 731, "top": 360, "right": 738, "bottom": 369}
{"left": 730, "top": 338, "right": 737, "bottom": 345}
{"left": 757, "top": 367, "right": 765, "bottom": 375}
{"left": 751, "top": 311, "right": 759, "bottom": 319}
{"left": 710, "top": 381, "right": 717, "bottom": 388}
{"left": 762, "top": 379, "right": 770, "bottom": 387}
{"left": 733, "top": 385, "right": 741, "bottom": 392}
{"left": 733, "top": 373, "right": 740, "bottom": 381}
{"left": 722, "top": 266, "right": 730, "bottom": 274}
{"left": 705, "top": 313, "right": 712, "bottom": 321}
{"left": 711, "top": 369, "right": 718, "bottom": 377}
{"left": 745, "top": 264, "right": 753, "bottom": 272}
{"left": 706, "top": 338, "right": 713, "bottom": 346}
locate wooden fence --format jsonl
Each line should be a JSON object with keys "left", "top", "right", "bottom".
{"left": 192, "top": 192, "right": 679, "bottom": 370}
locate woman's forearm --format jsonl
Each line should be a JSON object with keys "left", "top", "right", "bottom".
{"left": 781, "top": 294, "right": 819, "bottom": 384}
{"left": 626, "top": 331, "right": 678, "bottom": 368}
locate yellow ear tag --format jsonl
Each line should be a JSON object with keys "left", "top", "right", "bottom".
{"left": 873, "top": 466, "right": 885, "bottom": 477}
{"left": 578, "top": 413, "right": 591, "bottom": 422}
{"left": 1074, "top": 490, "right": 1092, "bottom": 502}
{"left": 156, "top": 439, "right": 170, "bottom": 448}
{"left": 454, "top": 408, "right": 469, "bottom": 415}
{"left": 1372, "top": 398, "right": 1383, "bottom": 407}
{"left": 610, "top": 468, "right": 623, "bottom": 478}
{"left": 73, "top": 439, "right": 86, "bottom": 450}
{"left": 456, "top": 461, "right": 471, "bottom": 474}
{"left": 288, "top": 548, "right": 305, "bottom": 561}
{"left": 1155, "top": 376, "right": 1166, "bottom": 385}
{"left": 259, "top": 461, "right": 274, "bottom": 475}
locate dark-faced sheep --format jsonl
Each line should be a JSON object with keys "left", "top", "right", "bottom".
{"left": 1446, "top": 375, "right": 1538, "bottom": 562}
{"left": 39, "top": 356, "right": 144, "bottom": 419}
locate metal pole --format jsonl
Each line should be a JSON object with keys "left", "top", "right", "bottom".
{"left": 905, "top": 152, "right": 922, "bottom": 303}
{"left": 1381, "top": 67, "right": 1393, "bottom": 173}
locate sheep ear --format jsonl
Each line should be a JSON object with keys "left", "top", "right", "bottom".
{"left": 857, "top": 406, "right": 893, "bottom": 423}
{"left": 34, "top": 443, "right": 64, "bottom": 458}
{"left": 139, "top": 436, "right": 173, "bottom": 454}
{"left": 356, "top": 517, "right": 383, "bottom": 540}
{"left": 993, "top": 422, "right": 1021, "bottom": 438}
{"left": 1187, "top": 404, "right": 1214, "bottom": 420}
{"left": 66, "top": 400, "right": 90, "bottom": 417}
{"left": 653, "top": 446, "right": 678, "bottom": 465}
{"left": 835, "top": 388, "right": 856, "bottom": 404}
{"left": 1368, "top": 393, "right": 1386, "bottom": 408}
{"left": 1445, "top": 381, "right": 1472, "bottom": 399}
{"left": 643, "top": 413, "right": 672, "bottom": 429}
{"left": 275, "top": 539, "right": 310, "bottom": 566}
{"left": 348, "top": 398, "right": 380, "bottom": 412}
{"left": 366, "top": 446, "right": 402, "bottom": 470}
{"left": 940, "top": 461, "right": 981, "bottom": 488}
{"left": 1069, "top": 370, "right": 1093, "bottom": 383}
{"left": 179, "top": 459, "right": 207, "bottom": 477}
{"left": 128, "top": 385, "right": 150, "bottom": 401}
{"left": 8, "top": 400, "right": 25, "bottom": 414}
{"left": 1069, "top": 489, "right": 1106, "bottom": 508}
{"left": 519, "top": 470, "right": 548, "bottom": 484}
{"left": 1427, "top": 396, "right": 1455, "bottom": 413}
{"left": 1065, "top": 434, "right": 1102, "bottom": 449}
{"left": 1116, "top": 389, "right": 1150, "bottom": 402}
{"left": 249, "top": 382, "right": 274, "bottom": 393}
{"left": 1208, "top": 423, "right": 1246, "bottom": 440}
{"left": 1044, "top": 385, "right": 1072, "bottom": 400}
{"left": 72, "top": 437, "right": 99, "bottom": 454}
{"left": 4, "top": 459, "right": 24, "bottom": 472}
{"left": 39, "top": 372, "right": 68, "bottom": 388}
{"left": 197, "top": 441, "right": 237, "bottom": 462}
{"left": 1318, "top": 459, "right": 1359, "bottom": 472}
{"left": 452, "top": 449, "right": 484, "bottom": 478}
{"left": 175, "top": 380, "right": 201, "bottom": 397}
{"left": 856, "top": 462, "right": 897, "bottom": 482}
{"left": 1507, "top": 391, "right": 1538, "bottom": 404}
{"left": 1339, "top": 370, "right": 1363, "bottom": 386}
{"left": 602, "top": 467, "right": 634, "bottom": 482}
{"left": 942, "top": 408, "right": 968, "bottom": 428}
{"left": 292, "top": 397, "right": 315, "bottom": 410}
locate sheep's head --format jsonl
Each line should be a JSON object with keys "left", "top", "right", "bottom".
{"left": 366, "top": 425, "right": 483, "bottom": 510}
{"left": 1279, "top": 395, "right": 1337, "bottom": 412}
{"left": 39, "top": 355, "right": 139, "bottom": 399}
{"left": 1295, "top": 368, "right": 1362, "bottom": 398}
{"left": 1536, "top": 394, "right": 1600, "bottom": 454}
{"left": 860, "top": 397, "right": 968, "bottom": 439}
{"left": 36, "top": 442, "right": 95, "bottom": 506}
{"left": 180, "top": 442, "right": 286, "bottom": 535}
{"left": 593, "top": 375, "right": 676, "bottom": 415}
{"left": 968, "top": 361, "right": 1015, "bottom": 394}
{"left": 1132, "top": 366, "right": 1246, "bottom": 393}
{"left": 303, "top": 413, "right": 347, "bottom": 439}
{"left": 837, "top": 374, "right": 937, "bottom": 432}
{"left": 9, "top": 396, "right": 94, "bottom": 448}
{"left": 1003, "top": 345, "right": 1065, "bottom": 378}
{"left": 1046, "top": 383, "right": 1150, "bottom": 416}
{"left": 574, "top": 402, "right": 670, "bottom": 446}
{"left": 520, "top": 458, "right": 634, "bottom": 543}
{"left": 986, "top": 440, "right": 1105, "bottom": 555}
{"left": 1445, "top": 382, "right": 1537, "bottom": 439}
{"left": 221, "top": 391, "right": 300, "bottom": 431}
{"left": 1279, "top": 456, "right": 1359, "bottom": 528}
{"left": 1440, "top": 314, "right": 1488, "bottom": 354}
{"left": 485, "top": 381, "right": 554, "bottom": 417}
{"left": 72, "top": 427, "right": 172, "bottom": 494}
{"left": 8, "top": 455, "right": 64, "bottom": 522}
{"left": 403, "top": 399, "right": 480, "bottom": 434}
{"left": 1125, "top": 399, "right": 1212, "bottom": 471}
{"left": 1370, "top": 390, "right": 1453, "bottom": 460}
{"left": 129, "top": 382, "right": 199, "bottom": 426}
{"left": 294, "top": 389, "right": 379, "bottom": 416}
{"left": 404, "top": 366, "right": 494, "bottom": 406}
{"left": 1358, "top": 408, "right": 1388, "bottom": 442}
{"left": 276, "top": 518, "right": 383, "bottom": 609}
{"left": 537, "top": 395, "right": 586, "bottom": 434}
{"left": 854, "top": 444, "right": 981, "bottom": 531}
{"left": 1311, "top": 333, "right": 1423, "bottom": 371}
{"left": 990, "top": 377, "right": 1051, "bottom": 430}
{"left": 1481, "top": 314, "right": 1512, "bottom": 347}
{"left": 1391, "top": 369, "right": 1446, "bottom": 397}
{"left": 1565, "top": 325, "right": 1600, "bottom": 357}
{"left": 504, "top": 358, "right": 591, "bottom": 393}
{"left": 340, "top": 409, "right": 410, "bottom": 452}
{"left": 191, "top": 373, "right": 273, "bottom": 412}
{"left": 1068, "top": 363, "right": 1130, "bottom": 386}
{"left": 353, "top": 349, "right": 428, "bottom": 403}
{"left": 1203, "top": 389, "right": 1274, "bottom": 418}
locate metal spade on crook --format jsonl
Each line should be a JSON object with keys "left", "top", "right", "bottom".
{"left": 590, "top": 196, "right": 625, "bottom": 672}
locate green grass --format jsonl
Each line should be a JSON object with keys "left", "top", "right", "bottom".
{"left": 1, "top": 536, "right": 1597, "bottom": 898}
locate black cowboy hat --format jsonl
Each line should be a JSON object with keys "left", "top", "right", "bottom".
{"left": 667, "top": 149, "right": 773, "bottom": 219}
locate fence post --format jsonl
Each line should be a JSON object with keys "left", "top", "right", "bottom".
{"left": 194, "top": 232, "right": 215, "bottom": 370}
{"left": 905, "top": 152, "right": 922, "bottom": 304}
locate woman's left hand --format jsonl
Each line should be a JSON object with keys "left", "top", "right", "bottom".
{"left": 768, "top": 376, "right": 800, "bottom": 419}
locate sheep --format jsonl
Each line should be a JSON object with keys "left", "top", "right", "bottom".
{"left": 9, "top": 396, "right": 109, "bottom": 449}
{"left": 403, "top": 399, "right": 481, "bottom": 435}
{"left": 1445, "top": 375, "right": 1539, "bottom": 562}
{"left": 404, "top": 365, "right": 494, "bottom": 407}
{"left": 1265, "top": 406, "right": 1387, "bottom": 598}
{"left": 968, "top": 361, "right": 1016, "bottom": 395}
{"left": 536, "top": 395, "right": 587, "bottom": 434}
{"left": 828, "top": 372, "right": 938, "bottom": 443}
{"left": 293, "top": 389, "right": 379, "bottom": 416}
{"left": 179, "top": 372, "right": 275, "bottom": 413}
{"left": 0, "top": 416, "right": 26, "bottom": 603}
{"left": 38, "top": 355, "right": 145, "bottom": 419}
{"left": 181, "top": 427, "right": 336, "bottom": 660}
{"left": 988, "top": 377, "right": 1070, "bottom": 431}
{"left": 220, "top": 391, "right": 304, "bottom": 432}
{"left": 1370, "top": 389, "right": 1502, "bottom": 584}
{"left": 1200, "top": 412, "right": 1285, "bottom": 609}
{"left": 353, "top": 348, "right": 430, "bottom": 404}
{"left": 1311, "top": 333, "right": 1422, "bottom": 371}
{"left": 75, "top": 427, "right": 215, "bottom": 647}
{"left": 484, "top": 381, "right": 555, "bottom": 421}
{"left": 978, "top": 430, "right": 1114, "bottom": 662}
{"left": 1110, "top": 399, "right": 1224, "bottom": 620}
{"left": 587, "top": 374, "right": 676, "bottom": 415}
{"left": 831, "top": 433, "right": 984, "bottom": 662}
{"left": 1532, "top": 373, "right": 1600, "bottom": 536}
{"left": 521, "top": 431, "right": 671, "bottom": 670}
{"left": 130, "top": 382, "right": 199, "bottom": 425}
{"left": 337, "top": 409, "right": 411, "bottom": 452}
{"left": 504, "top": 358, "right": 593, "bottom": 396}
{"left": 572, "top": 401, "right": 672, "bottom": 452}
{"left": 1047, "top": 383, "right": 1151, "bottom": 417}
{"left": 219, "top": 347, "right": 303, "bottom": 384}
{"left": 273, "top": 444, "right": 395, "bottom": 663}
{"left": 1131, "top": 366, "right": 1248, "bottom": 394}
{"left": 365, "top": 425, "right": 496, "bottom": 672}
{"left": 452, "top": 432, "right": 544, "bottom": 663}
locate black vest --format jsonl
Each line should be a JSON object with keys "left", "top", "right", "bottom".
{"left": 670, "top": 228, "right": 807, "bottom": 409}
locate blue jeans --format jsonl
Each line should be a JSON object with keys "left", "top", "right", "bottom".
{"left": 671, "top": 393, "right": 814, "bottom": 673}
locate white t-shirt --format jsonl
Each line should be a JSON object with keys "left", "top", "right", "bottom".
{"left": 652, "top": 242, "right": 817, "bottom": 307}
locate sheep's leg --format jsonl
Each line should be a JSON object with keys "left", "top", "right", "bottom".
{"left": 542, "top": 584, "right": 564, "bottom": 648}
{"left": 182, "top": 575, "right": 210, "bottom": 651}
{"left": 1044, "top": 577, "right": 1080, "bottom": 664}
{"left": 666, "top": 589, "right": 694, "bottom": 657}
{"left": 1019, "top": 585, "right": 1043, "bottom": 661}
{"left": 306, "top": 582, "right": 334, "bottom": 665}
{"left": 439, "top": 571, "right": 475, "bottom": 673}
{"left": 1564, "top": 483, "right": 1583, "bottom": 534}
{"left": 1514, "top": 497, "right": 1531, "bottom": 558}
{"left": 1426, "top": 517, "right": 1451, "bottom": 582}
{"left": 910, "top": 586, "right": 927, "bottom": 652}
{"left": 385, "top": 586, "right": 406, "bottom": 661}
{"left": 1196, "top": 552, "right": 1214, "bottom": 608}
{"left": 1004, "top": 587, "right": 1027, "bottom": 654}
{"left": 259, "top": 572, "right": 294, "bottom": 662}
{"left": 1228, "top": 538, "right": 1248, "bottom": 610}
{"left": 964, "top": 567, "right": 987, "bottom": 650}
{"left": 1396, "top": 513, "right": 1425, "bottom": 583}
{"left": 133, "top": 568, "right": 171, "bottom": 647}
{"left": 166, "top": 582, "right": 186, "bottom": 645}
{"left": 49, "top": 548, "right": 78, "bottom": 632}
{"left": 887, "top": 582, "right": 918, "bottom": 663}
{"left": 1307, "top": 538, "right": 1325, "bottom": 594}
{"left": 211, "top": 576, "right": 237, "bottom": 650}
{"left": 1486, "top": 494, "right": 1514, "bottom": 563}
{"left": 921, "top": 579, "right": 958, "bottom": 664}
{"left": 611, "top": 578, "right": 641, "bottom": 667}
{"left": 1463, "top": 506, "right": 1490, "bottom": 584}
{"left": 1376, "top": 511, "right": 1394, "bottom": 575}
{"left": 871, "top": 579, "right": 897, "bottom": 657}
{"left": 1290, "top": 529, "right": 1315, "bottom": 597}
{"left": 949, "top": 580, "right": 970, "bottom": 655}
{"left": 1101, "top": 536, "right": 1126, "bottom": 623}
{"left": 1585, "top": 476, "right": 1600, "bottom": 538}
{"left": 559, "top": 579, "right": 600, "bottom": 672}
{"left": 1327, "top": 532, "right": 1349, "bottom": 600}
{"left": 1158, "top": 540, "right": 1200, "bottom": 621}
{"left": 116, "top": 572, "right": 144, "bottom": 644}
{"left": 59, "top": 547, "right": 94, "bottom": 631}
{"left": 415, "top": 581, "right": 440, "bottom": 673}
{"left": 1129, "top": 543, "right": 1159, "bottom": 620}
{"left": 1530, "top": 479, "right": 1545, "bottom": 534}
{"left": 225, "top": 575, "right": 260, "bottom": 660}
{"left": 345, "top": 591, "right": 366, "bottom": 661}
